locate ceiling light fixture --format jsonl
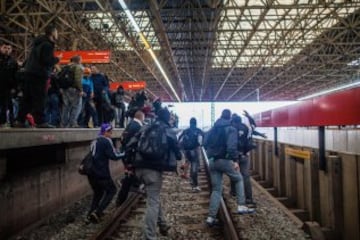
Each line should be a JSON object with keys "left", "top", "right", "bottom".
{"left": 297, "top": 81, "right": 360, "bottom": 100}
{"left": 118, "top": 0, "right": 181, "bottom": 102}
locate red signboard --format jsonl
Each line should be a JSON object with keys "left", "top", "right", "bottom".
{"left": 254, "top": 86, "right": 360, "bottom": 127}
{"left": 110, "top": 81, "right": 146, "bottom": 91}
{"left": 54, "top": 50, "right": 111, "bottom": 64}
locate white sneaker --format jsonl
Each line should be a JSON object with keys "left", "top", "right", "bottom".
{"left": 206, "top": 217, "right": 221, "bottom": 227}
{"left": 192, "top": 186, "right": 201, "bottom": 192}
{"left": 237, "top": 205, "right": 255, "bottom": 214}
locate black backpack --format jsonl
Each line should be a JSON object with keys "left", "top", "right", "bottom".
{"left": 204, "top": 126, "right": 227, "bottom": 159}
{"left": 137, "top": 122, "right": 168, "bottom": 160}
{"left": 78, "top": 140, "right": 96, "bottom": 175}
{"left": 182, "top": 129, "right": 199, "bottom": 150}
{"left": 57, "top": 65, "right": 75, "bottom": 89}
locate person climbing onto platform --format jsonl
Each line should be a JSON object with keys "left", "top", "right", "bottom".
{"left": 86, "top": 123, "right": 124, "bottom": 224}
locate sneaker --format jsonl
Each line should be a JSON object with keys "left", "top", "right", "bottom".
{"left": 237, "top": 205, "right": 255, "bottom": 214}
{"left": 159, "top": 224, "right": 170, "bottom": 236}
{"left": 246, "top": 200, "right": 257, "bottom": 208}
{"left": 12, "top": 121, "right": 26, "bottom": 128}
{"left": 37, "top": 122, "right": 55, "bottom": 128}
{"left": 205, "top": 217, "right": 221, "bottom": 227}
{"left": 85, "top": 215, "right": 91, "bottom": 224}
{"left": 192, "top": 186, "right": 201, "bottom": 192}
{"left": 89, "top": 212, "right": 100, "bottom": 223}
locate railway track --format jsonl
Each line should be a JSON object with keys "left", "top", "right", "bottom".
{"left": 89, "top": 148, "right": 241, "bottom": 240}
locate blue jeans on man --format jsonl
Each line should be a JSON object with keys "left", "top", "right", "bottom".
{"left": 44, "top": 93, "right": 60, "bottom": 126}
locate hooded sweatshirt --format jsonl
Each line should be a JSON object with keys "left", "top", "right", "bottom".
{"left": 25, "top": 35, "right": 59, "bottom": 78}
{"left": 205, "top": 118, "right": 239, "bottom": 161}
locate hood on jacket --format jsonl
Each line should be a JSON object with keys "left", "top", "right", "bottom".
{"left": 32, "top": 35, "right": 52, "bottom": 47}
{"left": 214, "top": 118, "right": 231, "bottom": 128}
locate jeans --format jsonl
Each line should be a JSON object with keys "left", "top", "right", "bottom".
{"left": 0, "top": 91, "right": 13, "bottom": 125}
{"left": 184, "top": 149, "right": 200, "bottom": 187}
{"left": 208, "top": 159, "right": 246, "bottom": 218}
{"left": 87, "top": 176, "right": 117, "bottom": 215}
{"left": 230, "top": 155, "right": 253, "bottom": 202}
{"left": 239, "top": 155, "right": 253, "bottom": 201}
{"left": 61, "top": 88, "right": 82, "bottom": 127}
{"left": 136, "top": 168, "right": 166, "bottom": 240}
{"left": 44, "top": 93, "right": 60, "bottom": 126}
{"left": 114, "top": 104, "right": 125, "bottom": 128}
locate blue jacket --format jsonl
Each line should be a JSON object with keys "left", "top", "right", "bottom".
{"left": 90, "top": 73, "right": 108, "bottom": 97}
{"left": 91, "top": 136, "right": 124, "bottom": 179}
{"left": 82, "top": 76, "right": 94, "bottom": 98}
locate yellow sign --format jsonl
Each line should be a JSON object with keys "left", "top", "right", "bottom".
{"left": 285, "top": 147, "right": 311, "bottom": 160}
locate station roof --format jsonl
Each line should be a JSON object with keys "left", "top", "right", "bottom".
{"left": 1, "top": 0, "right": 360, "bottom": 102}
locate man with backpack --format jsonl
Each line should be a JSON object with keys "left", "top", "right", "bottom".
{"left": 178, "top": 117, "right": 204, "bottom": 192}
{"left": 132, "top": 108, "right": 182, "bottom": 239}
{"left": 204, "top": 109, "right": 254, "bottom": 227}
{"left": 60, "top": 55, "right": 83, "bottom": 128}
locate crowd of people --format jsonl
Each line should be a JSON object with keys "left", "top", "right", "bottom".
{"left": 2, "top": 24, "right": 266, "bottom": 240}
{"left": 0, "top": 25, "right": 173, "bottom": 129}
{"left": 85, "top": 104, "right": 264, "bottom": 240}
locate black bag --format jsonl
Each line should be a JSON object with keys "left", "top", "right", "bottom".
{"left": 78, "top": 140, "right": 96, "bottom": 175}
{"left": 57, "top": 65, "right": 75, "bottom": 89}
{"left": 204, "top": 126, "right": 227, "bottom": 159}
{"left": 138, "top": 122, "right": 168, "bottom": 160}
{"left": 78, "top": 151, "right": 94, "bottom": 175}
{"left": 182, "top": 129, "right": 199, "bottom": 150}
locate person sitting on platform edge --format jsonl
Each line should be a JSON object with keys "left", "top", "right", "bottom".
{"left": 86, "top": 123, "right": 124, "bottom": 224}
{"left": 204, "top": 109, "right": 255, "bottom": 227}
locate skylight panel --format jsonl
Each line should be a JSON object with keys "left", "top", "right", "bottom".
{"left": 212, "top": 2, "right": 358, "bottom": 68}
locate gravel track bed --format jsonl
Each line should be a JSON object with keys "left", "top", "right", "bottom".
{"left": 14, "top": 172, "right": 310, "bottom": 240}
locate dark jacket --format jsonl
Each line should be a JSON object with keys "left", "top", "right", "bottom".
{"left": 111, "top": 88, "right": 125, "bottom": 108}
{"left": 24, "top": 36, "right": 59, "bottom": 78}
{"left": 133, "top": 120, "right": 182, "bottom": 171}
{"left": 92, "top": 136, "right": 124, "bottom": 179}
{"left": 0, "top": 53, "right": 18, "bottom": 91}
{"left": 122, "top": 119, "right": 142, "bottom": 147}
{"left": 205, "top": 118, "right": 238, "bottom": 161}
{"left": 178, "top": 126, "right": 204, "bottom": 150}
{"left": 90, "top": 73, "right": 108, "bottom": 97}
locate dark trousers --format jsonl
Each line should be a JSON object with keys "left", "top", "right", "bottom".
{"left": 116, "top": 173, "right": 140, "bottom": 206}
{"left": 18, "top": 73, "right": 48, "bottom": 124}
{"left": 185, "top": 149, "right": 200, "bottom": 187}
{"left": 0, "top": 91, "right": 14, "bottom": 125}
{"left": 79, "top": 98, "right": 98, "bottom": 127}
{"left": 87, "top": 176, "right": 116, "bottom": 215}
